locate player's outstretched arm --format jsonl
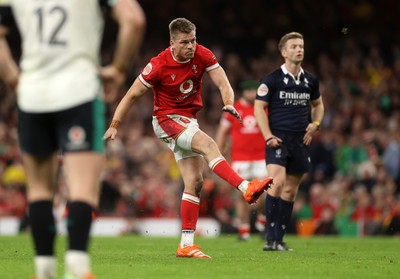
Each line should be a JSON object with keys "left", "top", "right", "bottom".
{"left": 104, "top": 78, "right": 149, "bottom": 140}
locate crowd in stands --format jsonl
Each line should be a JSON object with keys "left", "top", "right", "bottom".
{"left": 1, "top": 0, "right": 399, "bottom": 236}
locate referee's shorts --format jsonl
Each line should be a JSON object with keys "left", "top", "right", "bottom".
{"left": 265, "top": 130, "right": 311, "bottom": 174}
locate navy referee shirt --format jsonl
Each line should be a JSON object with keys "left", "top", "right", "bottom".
{"left": 256, "top": 64, "right": 320, "bottom": 133}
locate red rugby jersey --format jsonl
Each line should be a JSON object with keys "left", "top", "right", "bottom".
{"left": 221, "top": 99, "right": 267, "bottom": 161}
{"left": 139, "top": 44, "right": 219, "bottom": 118}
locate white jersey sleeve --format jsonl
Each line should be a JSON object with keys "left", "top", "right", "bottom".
{"left": 8, "top": 0, "right": 110, "bottom": 112}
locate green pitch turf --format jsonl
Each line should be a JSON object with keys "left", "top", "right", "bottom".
{"left": 0, "top": 234, "right": 398, "bottom": 279}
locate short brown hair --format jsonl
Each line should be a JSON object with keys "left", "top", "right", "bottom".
{"left": 169, "top": 18, "right": 196, "bottom": 40}
{"left": 278, "top": 32, "right": 303, "bottom": 51}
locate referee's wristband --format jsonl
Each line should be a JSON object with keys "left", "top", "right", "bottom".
{"left": 312, "top": 121, "right": 320, "bottom": 130}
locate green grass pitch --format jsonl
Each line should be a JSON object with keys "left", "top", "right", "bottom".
{"left": 0, "top": 234, "right": 398, "bottom": 279}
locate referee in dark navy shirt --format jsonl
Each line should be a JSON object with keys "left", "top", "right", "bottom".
{"left": 254, "top": 32, "right": 324, "bottom": 251}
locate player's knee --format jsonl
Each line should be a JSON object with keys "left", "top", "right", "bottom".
{"left": 282, "top": 188, "right": 297, "bottom": 201}
{"left": 190, "top": 129, "right": 213, "bottom": 150}
{"left": 193, "top": 177, "right": 204, "bottom": 195}
{"left": 207, "top": 139, "right": 218, "bottom": 153}
{"left": 198, "top": 137, "right": 218, "bottom": 156}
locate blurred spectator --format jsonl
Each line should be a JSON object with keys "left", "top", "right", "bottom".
{"left": 0, "top": 159, "right": 27, "bottom": 218}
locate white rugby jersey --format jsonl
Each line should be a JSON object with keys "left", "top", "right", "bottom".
{"left": 1, "top": 0, "right": 117, "bottom": 112}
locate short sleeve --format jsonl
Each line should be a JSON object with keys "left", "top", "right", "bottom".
{"left": 139, "top": 58, "right": 161, "bottom": 88}
{"left": 310, "top": 78, "right": 320, "bottom": 101}
{"left": 197, "top": 44, "right": 219, "bottom": 72}
{"left": 256, "top": 82, "right": 271, "bottom": 103}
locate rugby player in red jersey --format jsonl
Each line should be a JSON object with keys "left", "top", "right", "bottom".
{"left": 216, "top": 80, "right": 268, "bottom": 241}
{"left": 104, "top": 18, "right": 273, "bottom": 258}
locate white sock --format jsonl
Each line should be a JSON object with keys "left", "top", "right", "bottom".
{"left": 180, "top": 230, "right": 195, "bottom": 248}
{"left": 237, "top": 180, "right": 249, "bottom": 193}
{"left": 65, "top": 250, "right": 91, "bottom": 276}
{"left": 34, "top": 256, "right": 56, "bottom": 279}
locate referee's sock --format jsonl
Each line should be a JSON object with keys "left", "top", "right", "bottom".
{"left": 265, "top": 194, "right": 280, "bottom": 242}
{"left": 276, "top": 198, "right": 294, "bottom": 242}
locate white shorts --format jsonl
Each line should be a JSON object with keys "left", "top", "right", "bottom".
{"left": 152, "top": 114, "right": 201, "bottom": 161}
{"left": 232, "top": 160, "right": 268, "bottom": 180}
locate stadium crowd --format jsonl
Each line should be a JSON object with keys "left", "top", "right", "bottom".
{"left": 1, "top": 0, "right": 399, "bottom": 236}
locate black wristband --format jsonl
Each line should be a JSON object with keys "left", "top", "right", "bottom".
{"left": 266, "top": 136, "right": 274, "bottom": 143}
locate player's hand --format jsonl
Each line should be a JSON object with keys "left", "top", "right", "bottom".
{"left": 3, "top": 72, "right": 19, "bottom": 92}
{"left": 222, "top": 105, "right": 242, "bottom": 123}
{"left": 99, "top": 65, "right": 126, "bottom": 103}
{"left": 8, "top": 77, "right": 18, "bottom": 92}
{"left": 103, "top": 127, "right": 118, "bottom": 140}
{"left": 303, "top": 122, "right": 319, "bottom": 145}
{"left": 266, "top": 136, "right": 283, "bottom": 149}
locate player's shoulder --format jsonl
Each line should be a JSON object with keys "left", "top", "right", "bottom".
{"left": 155, "top": 47, "right": 171, "bottom": 59}
{"left": 195, "top": 43, "right": 210, "bottom": 52}
{"left": 302, "top": 69, "right": 319, "bottom": 91}
{"left": 261, "top": 68, "right": 282, "bottom": 84}
{"left": 303, "top": 70, "right": 318, "bottom": 82}
{"left": 149, "top": 47, "right": 170, "bottom": 66}
{"left": 195, "top": 43, "right": 215, "bottom": 57}
{"left": 269, "top": 68, "right": 283, "bottom": 78}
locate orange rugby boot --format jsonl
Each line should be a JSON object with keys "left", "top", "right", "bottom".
{"left": 243, "top": 177, "right": 273, "bottom": 204}
{"left": 176, "top": 244, "right": 211, "bottom": 259}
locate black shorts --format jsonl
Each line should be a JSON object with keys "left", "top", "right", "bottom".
{"left": 265, "top": 130, "right": 311, "bottom": 174}
{"left": 18, "top": 100, "right": 105, "bottom": 156}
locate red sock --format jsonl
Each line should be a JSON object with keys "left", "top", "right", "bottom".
{"left": 181, "top": 192, "right": 200, "bottom": 230}
{"left": 209, "top": 157, "right": 245, "bottom": 187}
{"left": 239, "top": 224, "right": 251, "bottom": 236}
